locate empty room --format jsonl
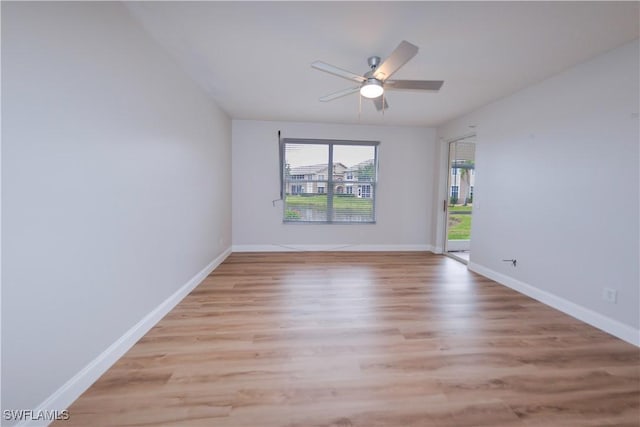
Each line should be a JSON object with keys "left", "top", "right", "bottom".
{"left": 2, "top": 1, "right": 639, "bottom": 426}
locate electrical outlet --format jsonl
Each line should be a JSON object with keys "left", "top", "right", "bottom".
{"left": 602, "top": 287, "right": 617, "bottom": 304}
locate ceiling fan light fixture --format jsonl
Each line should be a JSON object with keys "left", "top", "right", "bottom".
{"left": 360, "top": 79, "right": 384, "bottom": 99}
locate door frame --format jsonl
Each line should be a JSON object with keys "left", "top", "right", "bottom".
{"left": 438, "top": 133, "right": 476, "bottom": 263}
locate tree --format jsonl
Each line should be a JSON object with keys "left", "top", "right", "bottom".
{"left": 459, "top": 161, "right": 474, "bottom": 205}
{"left": 357, "top": 161, "right": 375, "bottom": 182}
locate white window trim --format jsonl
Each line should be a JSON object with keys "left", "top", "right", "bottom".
{"left": 280, "top": 138, "right": 379, "bottom": 224}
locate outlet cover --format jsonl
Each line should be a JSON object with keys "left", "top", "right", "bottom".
{"left": 602, "top": 287, "right": 617, "bottom": 304}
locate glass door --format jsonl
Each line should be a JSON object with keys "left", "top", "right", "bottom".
{"left": 445, "top": 137, "right": 475, "bottom": 263}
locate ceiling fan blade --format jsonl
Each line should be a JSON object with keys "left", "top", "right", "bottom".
{"left": 373, "top": 40, "right": 419, "bottom": 81}
{"left": 385, "top": 80, "right": 444, "bottom": 91}
{"left": 372, "top": 96, "right": 389, "bottom": 111}
{"left": 319, "top": 86, "right": 360, "bottom": 102}
{"left": 311, "top": 61, "right": 366, "bottom": 83}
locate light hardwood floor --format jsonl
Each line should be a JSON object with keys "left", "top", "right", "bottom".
{"left": 58, "top": 252, "right": 639, "bottom": 426}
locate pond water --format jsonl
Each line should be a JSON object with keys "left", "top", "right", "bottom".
{"left": 287, "top": 207, "right": 373, "bottom": 223}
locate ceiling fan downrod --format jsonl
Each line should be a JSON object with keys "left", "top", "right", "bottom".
{"left": 367, "top": 56, "right": 381, "bottom": 70}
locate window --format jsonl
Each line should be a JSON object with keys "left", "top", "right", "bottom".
{"left": 451, "top": 167, "right": 457, "bottom": 176}
{"left": 281, "top": 138, "right": 378, "bottom": 223}
{"left": 450, "top": 185, "right": 459, "bottom": 204}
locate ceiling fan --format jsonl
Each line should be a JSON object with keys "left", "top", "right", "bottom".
{"left": 311, "top": 40, "right": 444, "bottom": 111}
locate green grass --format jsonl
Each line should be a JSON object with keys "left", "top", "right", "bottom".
{"left": 448, "top": 205, "right": 472, "bottom": 213}
{"left": 448, "top": 204, "right": 472, "bottom": 239}
{"left": 285, "top": 195, "right": 372, "bottom": 212}
{"left": 448, "top": 213, "right": 472, "bottom": 240}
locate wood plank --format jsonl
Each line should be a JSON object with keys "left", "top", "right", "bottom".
{"left": 56, "top": 252, "right": 639, "bottom": 426}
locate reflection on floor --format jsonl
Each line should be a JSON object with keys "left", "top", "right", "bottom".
{"left": 447, "top": 251, "right": 469, "bottom": 263}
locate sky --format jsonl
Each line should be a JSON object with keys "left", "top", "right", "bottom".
{"left": 285, "top": 144, "right": 375, "bottom": 168}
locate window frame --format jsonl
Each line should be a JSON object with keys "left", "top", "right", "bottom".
{"left": 280, "top": 138, "right": 379, "bottom": 224}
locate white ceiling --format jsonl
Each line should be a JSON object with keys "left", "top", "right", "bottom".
{"left": 126, "top": 1, "right": 639, "bottom": 127}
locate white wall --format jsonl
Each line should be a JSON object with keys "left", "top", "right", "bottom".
{"left": 436, "top": 40, "right": 640, "bottom": 344}
{"left": 2, "top": 1, "right": 232, "bottom": 419}
{"left": 232, "top": 120, "right": 436, "bottom": 250}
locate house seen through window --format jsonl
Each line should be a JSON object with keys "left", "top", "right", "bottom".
{"left": 281, "top": 139, "right": 378, "bottom": 223}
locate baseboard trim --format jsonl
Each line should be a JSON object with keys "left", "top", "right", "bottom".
{"left": 21, "top": 247, "right": 232, "bottom": 427}
{"left": 467, "top": 261, "right": 640, "bottom": 347}
{"left": 232, "top": 244, "right": 434, "bottom": 252}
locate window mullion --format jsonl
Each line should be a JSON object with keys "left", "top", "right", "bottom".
{"left": 327, "top": 143, "right": 334, "bottom": 222}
